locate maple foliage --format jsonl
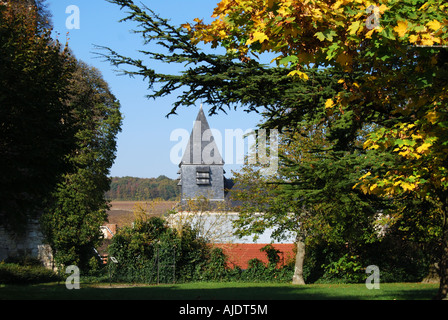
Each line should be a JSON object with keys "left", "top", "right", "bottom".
{"left": 186, "top": 0, "right": 448, "bottom": 198}
{"left": 187, "top": 0, "right": 447, "bottom": 68}
{"left": 186, "top": 1, "right": 448, "bottom": 214}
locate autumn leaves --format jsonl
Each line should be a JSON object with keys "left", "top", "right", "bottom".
{"left": 183, "top": 0, "right": 448, "bottom": 200}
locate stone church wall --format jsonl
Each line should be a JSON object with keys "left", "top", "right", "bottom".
{"left": 181, "top": 165, "right": 225, "bottom": 201}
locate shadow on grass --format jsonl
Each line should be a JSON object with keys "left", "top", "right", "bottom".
{"left": 0, "top": 282, "right": 439, "bottom": 300}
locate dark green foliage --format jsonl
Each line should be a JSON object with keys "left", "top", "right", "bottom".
{"left": 40, "top": 60, "right": 122, "bottom": 272}
{"left": 200, "top": 248, "right": 229, "bottom": 281}
{"left": 303, "top": 236, "right": 430, "bottom": 284}
{"left": 261, "top": 244, "right": 281, "bottom": 265}
{"left": 106, "top": 176, "right": 180, "bottom": 201}
{"left": 108, "top": 217, "right": 209, "bottom": 283}
{"left": 1, "top": 1, "right": 122, "bottom": 275}
{"left": 0, "top": 2, "right": 76, "bottom": 231}
{"left": 0, "top": 262, "right": 61, "bottom": 285}
{"left": 234, "top": 258, "right": 293, "bottom": 283}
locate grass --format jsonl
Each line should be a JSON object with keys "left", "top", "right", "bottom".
{"left": 0, "top": 282, "right": 439, "bottom": 300}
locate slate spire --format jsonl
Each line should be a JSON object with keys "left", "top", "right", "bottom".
{"left": 178, "top": 105, "right": 225, "bottom": 202}
{"left": 180, "top": 104, "right": 224, "bottom": 166}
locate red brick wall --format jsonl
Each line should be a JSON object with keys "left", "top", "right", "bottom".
{"left": 213, "top": 243, "right": 295, "bottom": 269}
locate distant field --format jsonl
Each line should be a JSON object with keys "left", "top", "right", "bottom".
{"left": 107, "top": 200, "right": 178, "bottom": 227}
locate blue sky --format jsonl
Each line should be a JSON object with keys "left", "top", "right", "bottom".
{"left": 47, "top": 0, "right": 263, "bottom": 179}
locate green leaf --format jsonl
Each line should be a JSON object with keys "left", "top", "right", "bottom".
{"left": 348, "top": 21, "right": 361, "bottom": 35}
{"left": 278, "top": 55, "right": 298, "bottom": 66}
{"left": 315, "top": 32, "right": 326, "bottom": 41}
{"left": 315, "top": 30, "right": 337, "bottom": 42}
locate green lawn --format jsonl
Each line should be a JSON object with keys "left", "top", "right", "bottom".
{"left": 0, "top": 282, "right": 439, "bottom": 300}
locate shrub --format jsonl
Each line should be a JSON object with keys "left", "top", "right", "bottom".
{"left": 107, "top": 217, "right": 210, "bottom": 283}
{"left": 322, "top": 254, "right": 364, "bottom": 283}
{"left": 200, "top": 247, "right": 228, "bottom": 281}
{"left": 305, "top": 235, "right": 431, "bottom": 284}
{"left": 261, "top": 244, "right": 281, "bottom": 265}
{"left": 0, "top": 262, "right": 61, "bottom": 285}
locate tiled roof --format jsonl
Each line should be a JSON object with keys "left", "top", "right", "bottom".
{"left": 213, "top": 243, "right": 295, "bottom": 269}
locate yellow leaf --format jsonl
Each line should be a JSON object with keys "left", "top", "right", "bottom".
{"left": 394, "top": 20, "right": 408, "bottom": 38}
{"left": 365, "top": 29, "right": 375, "bottom": 39}
{"left": 325, "top": 99, "right": 334, "bottom": 109}
{"left": 369, "top": 183, "right": 378, "bottom": 191}
{"left": 360, "top": 184, "right": 369, "bottom": 194}
{"left": 219, "top": 30, "right": 227, "bottom": 38}
{"left": 348, "top": 21, "right": 361, "bottom": 35}
{"left": 360, "top": 172, "right": 372, "bottom": 179}
{"left": 401, "top": 182, "right": 416, "bottom": 191}
{"left": 409, "top": 34, "right": 419, "bottom": 43}
{"left": 333, "top": 0, "right": 345, "bottom": 10}
{"left": 378, "top": 4, "right": 389, "bottom": 14}
{"left": 427, "top": 20, "right": 442, "bottom": 31}
{"left": 426, "top": 111, "right": 438, "bottom": 124}
{"left": 421, "top": 37, "right": 434, "bottom": 46}
{"left": 419, "top": 2, "right": 429, "bottom": 11}
{"left": 181, "top": 23, "right": 192, "bottom": 32}
{"left": 288, "top": 70, "right": 309, "bottom": 80}
{"left": 270, "top": 56, "right": 282, "bottom": 64}
{"left": 246, "top": 31, "right": 269, "bottom": 45}
{"left": 416, "top": 142, "right": 431, "bottom": 154}
{"left": 277, "top": 6, "right": 291, "bottom": 16}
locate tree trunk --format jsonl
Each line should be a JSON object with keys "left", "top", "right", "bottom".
{"left": 292, "top": 236, "right": 306, "bottom": 285}
{"left": 436, "top": 201, "right": 448, "bottom": 300}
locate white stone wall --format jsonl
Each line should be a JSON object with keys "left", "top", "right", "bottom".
{"left": 0, "top": 218, "right": 53, "bottom": 268}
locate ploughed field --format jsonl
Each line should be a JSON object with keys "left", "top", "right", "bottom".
{"left": 106, "top": 201, "right": 177, "bottom": 228}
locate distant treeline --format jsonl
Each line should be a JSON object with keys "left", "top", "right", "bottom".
{"left": 106, "top": 176, "right": 180, "bottom": 201}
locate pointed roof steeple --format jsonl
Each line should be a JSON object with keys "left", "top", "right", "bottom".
{"left": 180, "top": 106, "right": 224, "bottom": 165}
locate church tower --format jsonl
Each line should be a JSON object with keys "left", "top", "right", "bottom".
{"left": 177, "top": 106, "right": 225, "bottom": 203}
